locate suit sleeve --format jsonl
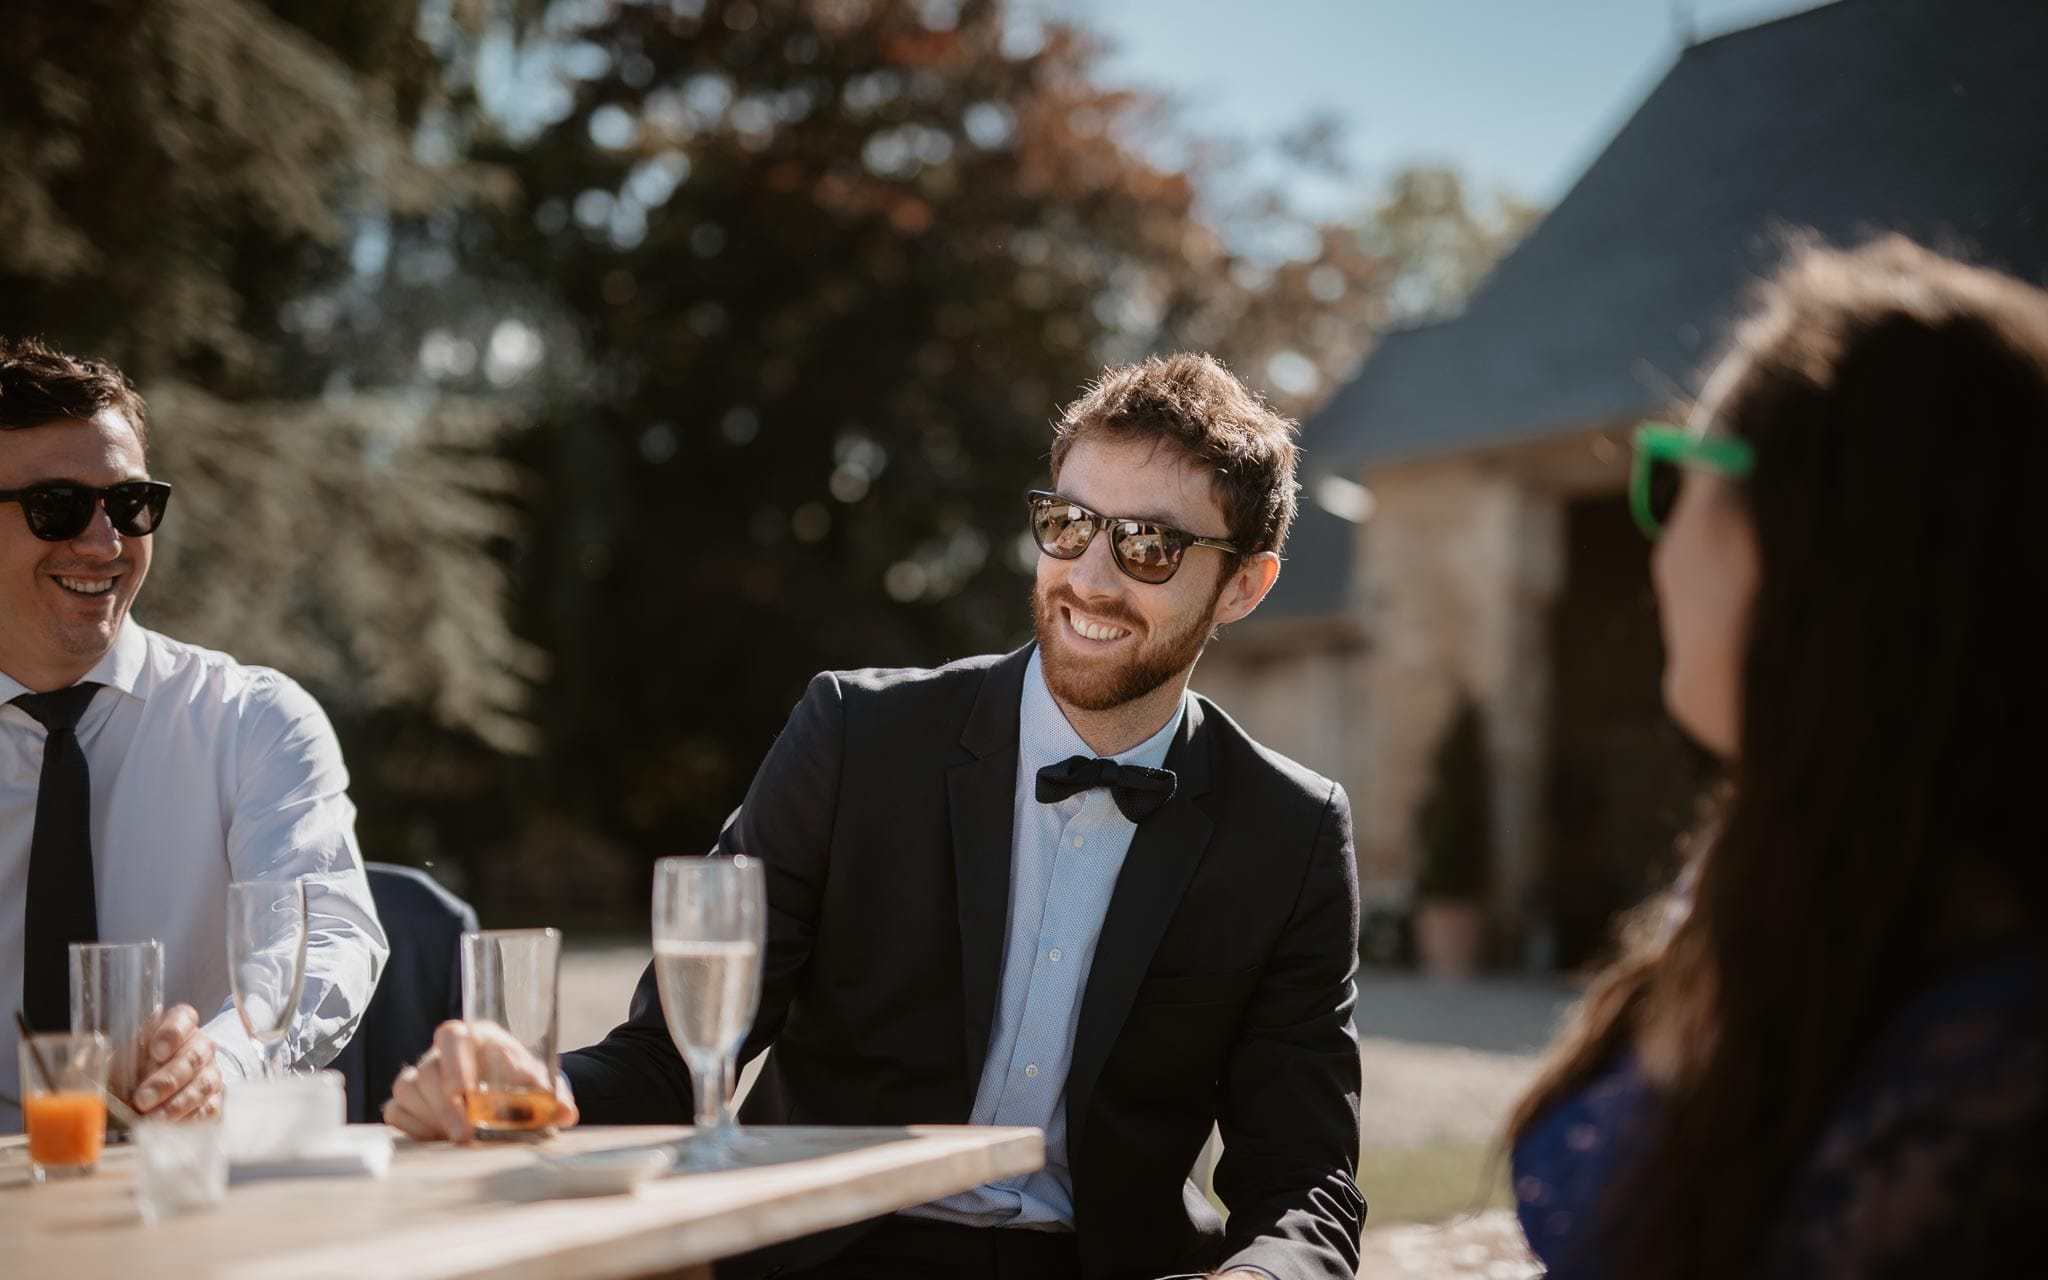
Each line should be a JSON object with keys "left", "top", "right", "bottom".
{"left": 1212, "top": 782, "right": 1366, "bottom": 1279}
{"left": 563, "top": 671, "right": 845, "bottom": 1123}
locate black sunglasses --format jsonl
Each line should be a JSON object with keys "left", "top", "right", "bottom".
{"left": 1026, "top": 490, "right": 1240, "bottom": 585}
{"left": 0, "top": 481, "right": 173, "bottom": 542}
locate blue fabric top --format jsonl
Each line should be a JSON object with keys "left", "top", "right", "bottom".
{"left": 1511, "top": 944, "right": 2048, "bottom": 1278}
{"left": 1511, "top": 1047, "right": 1656, "bottom": 1278}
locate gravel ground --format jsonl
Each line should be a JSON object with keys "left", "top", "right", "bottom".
{"left": 560, "top": 943, "right": 649, "bottom": 1050}
{"left": 1358, "top": 1035, "right": 1545, "bottom": 1150}
{"left": 1359, "top": 1210, "right": 1544, "bottom": 1279}
{"left": 560, "top": 946, "right": 1550, "bottom": 1277}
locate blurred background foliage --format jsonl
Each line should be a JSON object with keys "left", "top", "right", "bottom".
{"left": 0, "top": 0, "right": 1534, "bottom": 925}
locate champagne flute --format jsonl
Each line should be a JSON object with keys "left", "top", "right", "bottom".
{"left": 226, "top": 879, "right": 309, "bottom": 1079}
{"left": 652, "top": 855, "right": 764, "bottom": 1169}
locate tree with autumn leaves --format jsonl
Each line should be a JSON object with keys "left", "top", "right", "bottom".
{"left": 1, "top": 0, "right": 1533, "bottom": 919}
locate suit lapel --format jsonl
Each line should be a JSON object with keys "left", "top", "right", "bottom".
{"left": 1066, "top": 697, "right": 1214, "bottom": 1159}
{"left": 947, "top": 646, "right": 1032, "bottom": 1104}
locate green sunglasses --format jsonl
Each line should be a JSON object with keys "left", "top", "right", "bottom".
{"left": 1629, "top": 422, "right": 1755, "bottom": 537}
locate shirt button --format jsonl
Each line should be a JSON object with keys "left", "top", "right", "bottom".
{"left": 1071, "top": 836, "right": 1084, "bottom": 848}
{"left": 1023, "top": 1063, "right": 1039, "bottom": 1078}
{"left": 1048, "top": 948, "right": 1062, "bottom": 963}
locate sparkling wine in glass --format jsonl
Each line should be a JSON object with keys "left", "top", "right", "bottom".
{"left": 653, "top": 855, "right": 764, "bottom": 1168}
{"left": 226, "top": 879, "right": 309, "bottom": 1079}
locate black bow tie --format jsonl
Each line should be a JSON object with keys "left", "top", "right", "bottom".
{"left": 1035, "top": 755, "right": 1177, "bottom": 823}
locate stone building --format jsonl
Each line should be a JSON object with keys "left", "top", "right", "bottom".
{"left": 1195, "top": 0, "right": 2048, "bottom": 968}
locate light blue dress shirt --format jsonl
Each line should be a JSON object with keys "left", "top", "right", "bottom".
{"left": 909, "top": 647, "right": 1185, "bottom": 1229}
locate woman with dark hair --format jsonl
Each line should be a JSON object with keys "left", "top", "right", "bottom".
{"left": 1508, "top": 235, "right": 2048, "bottom": 1279}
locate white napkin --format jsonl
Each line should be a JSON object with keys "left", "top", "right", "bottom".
{"left": 227, "top": 1125, "right": 393, "bottom": 1184}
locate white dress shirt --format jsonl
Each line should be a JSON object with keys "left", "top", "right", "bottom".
{"left": 911, "top": 647, "right": 1185, "bottom": 1228}
{"left": 1, "top": 620, "right": 388, "bottom": 1131}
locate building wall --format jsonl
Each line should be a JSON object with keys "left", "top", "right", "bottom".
{"left": 1192, "top": 632, "right": 1369, "bottom": 816}
{"left": 1352, "top": 460, "right": 1565, "bottom": 943}
{"left": 1199, "top": 431, "right": 1643, "bottom": 964}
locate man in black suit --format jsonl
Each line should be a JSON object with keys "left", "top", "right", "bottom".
{"left": 389, "top": 353, "right": 1364, "bottom": 1279}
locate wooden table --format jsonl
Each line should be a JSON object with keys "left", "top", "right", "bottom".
{"left": 1, "top": 1124, "right": 1045, "bottom": 1280}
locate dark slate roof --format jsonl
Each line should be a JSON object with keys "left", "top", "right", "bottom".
{"left": 1314, "top": 0, "right": 2048, "bottom": 471}
{"left": 1258, "top": 495, "right": 1355, "bottom": 620}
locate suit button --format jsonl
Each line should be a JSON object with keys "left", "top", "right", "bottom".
{"left": 1024, "top": 1063, "right": 1039, "bottom": 1078}
{"left": 1048, "top": 948, "right": 1062, "bottom": 963}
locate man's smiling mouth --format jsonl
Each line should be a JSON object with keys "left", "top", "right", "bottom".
{"left": 1064, "top": 605, "right": 1132, "bottom": 643}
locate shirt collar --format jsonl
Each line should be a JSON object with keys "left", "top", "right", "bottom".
{"left": 1019, "top": 646, "right": 1185, "bottom": 776}
{"left": 0, "top": 619, "right": 150, "bottom": 706}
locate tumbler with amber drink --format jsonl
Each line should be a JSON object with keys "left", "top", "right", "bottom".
{"left": 459, "top": 928, "right": 562, "bottom": 1141}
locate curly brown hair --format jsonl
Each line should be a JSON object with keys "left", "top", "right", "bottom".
{"left": 1050, "top": 352, "right": 1300, "bottom": 555}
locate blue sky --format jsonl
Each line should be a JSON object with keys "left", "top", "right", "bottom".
{"left": 1026, "top": 0, "right": 1836, "bottom": 217}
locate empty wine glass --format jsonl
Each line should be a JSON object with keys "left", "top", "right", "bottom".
{"left": 226, "top": 879, "right": 309, "bottom": 1079}
{"left": 652, "top": 855, "right": 764, "bottom": 1169}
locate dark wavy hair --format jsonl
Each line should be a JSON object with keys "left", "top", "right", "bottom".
{"left": 0, "top": 336, "right": 149, "bottom": 451}
{"left": 1508, "top": 235, "right": 2048, "bottom": 1278}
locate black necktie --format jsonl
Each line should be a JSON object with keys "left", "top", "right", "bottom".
{"left": 14, "top": 683, "right": 102, "bottom": 1034}
{"left": 1036, "top": 755, "right": 1177, "bottom": 823}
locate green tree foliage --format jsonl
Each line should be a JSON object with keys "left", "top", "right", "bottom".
{"left": 1416, "top": 697, "right": 1494, "bottom": 900}
{"left": 433, "top": 0, "right": 1390, "bottom": 900}
{"left": 0, "top": 0, "right": 539, "bottom": 751}
{"left": 1359, "top": 165, "right": 1544, "bottom": 322}
{"left": 3, "top": 0, "right": 1530, "bottom": 920}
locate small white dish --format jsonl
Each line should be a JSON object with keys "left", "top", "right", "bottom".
{"left": 228, "top": 1125, "right": 394, "bottom": 1184}
{"left": 222, "top": 1070, "right": 346, "bottom": 1162}
{"left": 534, "top": 1144, "right": 674, "bottom": 1196}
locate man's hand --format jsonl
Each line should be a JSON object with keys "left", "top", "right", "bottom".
{"left": 131, "top": 1004, "right": 223, "bottom": 1121}
{"left": 382, "top": 1020, "right": 579, "bottom": 1143}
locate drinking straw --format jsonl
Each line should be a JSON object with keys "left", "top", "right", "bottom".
{"left": 13, "top": 1009, "right": 60, "bottom": 1093}
{"left": 14, "top": 1007, "right": 142, "bottom": 1125}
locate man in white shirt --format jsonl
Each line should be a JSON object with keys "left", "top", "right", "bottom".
{"left": 0, "top": 337, "right": 388, "bottom": 1131}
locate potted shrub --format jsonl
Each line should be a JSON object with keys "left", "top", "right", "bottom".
{"left": 1412, "top": 697, "right": 1493, "bottom": 979}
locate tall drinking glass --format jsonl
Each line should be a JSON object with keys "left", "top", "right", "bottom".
{"left": 652, "top": 855, "right": 764, "bottom": 1168}
{"left": 226, "top": 879, "right": 309, "bottom": 1079}
{"left": 459, "top": 927, "right": 562, "bottom": 1141}
{"left": 70, "top": 939, "right": 163, "bottom": 1134}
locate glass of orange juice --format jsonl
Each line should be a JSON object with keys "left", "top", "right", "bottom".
{"left": 18, "top": 1031, "right": 111, "bottom": 1182}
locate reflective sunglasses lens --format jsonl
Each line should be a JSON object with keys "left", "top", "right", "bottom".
{"left": 23, "top": 489, "right": 94, "bottom": 541}
{"left": 1110, "top": 522, "right": 1185, "bottom": 584}
{"left": 1032, "top": 500, "right": 1094, "bottom": 559}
